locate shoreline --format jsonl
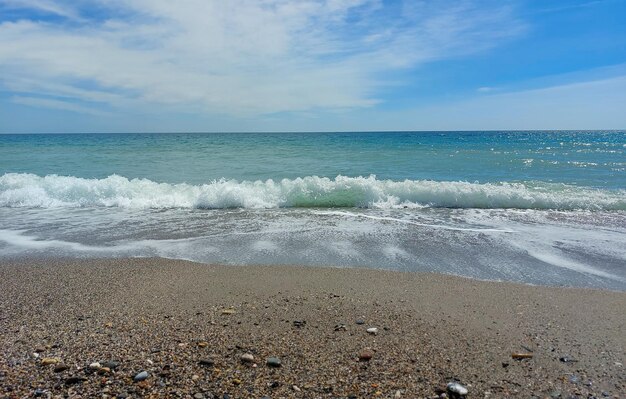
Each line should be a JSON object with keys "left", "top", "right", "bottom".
{"left": 1, "top": 257, "right": 624, "bottom": 398}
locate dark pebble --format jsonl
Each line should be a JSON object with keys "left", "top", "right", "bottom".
{"left": 65, "top": 376, "right": 86, "bottom": 385}
{"left": 356, "top": 319, "right": 365, "bottom": 325}
{"left": 53, "top": 364, "right": 69, "bottom": 373}
{"left": 359, "top": 349, "right": 373, "bottom": 361}
{"left": 266, "top": 357, "right": 281, "bottom": 368}
{"left": 199, "top": 359, "right": 215, "bottom": 367}
{"left": 34, "top": 388, "right": 45, "bottom": 397}
{"left": 102, "top": 361, "right": 120, "bottom": 370}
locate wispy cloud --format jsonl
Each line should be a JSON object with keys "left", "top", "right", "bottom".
{"left": 0, "top": 0, "right": 80, "bottom": 19}
{"left": 0, "top": 0, "right": 524, "bottom": 116}
{"left": 11, "top": 96, "right": 110, "bottom": 116}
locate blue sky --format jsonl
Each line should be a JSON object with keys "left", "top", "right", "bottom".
{"left": 0, "top": 0, "right": 625, "bottom": 133}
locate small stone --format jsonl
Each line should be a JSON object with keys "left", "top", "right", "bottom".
{"left": 293, "top": 385, "right": 301, "bottom": 392}
{"left": 134, "top": 371, "right": 149, "bottom": 382}
{"left": 359, "top": 349, "right": 373, "bottom": 361}
{"left": 198, "top": 358, "right": 215, "bottom": 367}
{"left": 198, "top": 342, "right": 208, "bottom": 348}
{"left": 34, "top": 388, "right": 45, "bottom": 397}
{"left": 53, "top": 364, "right": 69, "bottom": 373}
{"left": 98, "top": 367, "right": 111, "bottom": 375}
{"left": 192, "top": 374, "right": 200, "bottom": 381}
{"left": 266, "top": 357, "right": 281, "bottom": 367}
{"left": 293, "top": 320, "right": 306, "bottom": 328}
{"left": 446, "top": 382, "right": 468, "bottom": 398}
{"left": 102, "top": 361, "right": 120, "bottom": 370}
{"left": 356, "top": 319, "right": 365, "bottom": 325}
{"left": 194, "top": 394, "right": 204, "bottom": 399}
{"left": 89, "top": 362, "right": 101, "bottom": 369}
{"left": 104, "top": 322, "right": 113, "bottom": 328}
{"left": 367, "top": 327, "right": 378, "bottom": 335}
{"left": 221, "top": 309, "right": 236, "bottom": 315}
{"left": 34, "top": 346, "right": 46, "bottom": 353}
{"left": 511, "top": 352, "right": 533, "bottom": 360}
{"left": 65, "top": 376, "right": 87, "bottom": 385}
{"left": 559, "top": 356, "right": 578, "bottom": 363}
{"left": 394, "top": 390, "right": 402, "bottom": 398}
{"left": 41, "top": 357, "right": 60, "bottom": 366}
{"left": 240, "top": 353, "right": 254, "bottom": 363}
{"left": 232, "top": 378, "right": 241, "bottom": 385}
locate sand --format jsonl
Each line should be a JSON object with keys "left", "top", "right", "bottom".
{"left": 0, "top": 258, "right": 624, "bottom": 398}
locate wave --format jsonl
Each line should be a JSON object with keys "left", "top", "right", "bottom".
{"left": 0, "top": 173, "right": 624, "bottom": 210}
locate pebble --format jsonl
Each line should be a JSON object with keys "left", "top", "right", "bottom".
{"left": 34, "top": 388, "right": 45, "bottom": 397}
{"left": 53, "top": 364, "right": 69, "bottom": 373}
{"left": 356, "top": 319, "right": 365, "bottom": 325}
{"left": 511, "top": 352, "right": 533, "bottom": 359}
{"left": 89, "top": 362, "right": 101, "bottom": 369}
{"left": 34, "top": 346, "right": 45, "bottom": 353}
{"left": 359, "top": 349, "right": 373, "bottom": 361}
{"left": 40, "top": 357, "right": 60, "bottom": 365}
{"left": 194, "top": 394, "right": 204, "bottom": 399}
{"left": 198, "top": 341, "right": 208, "bottom": 348}
{"left": 446, "top": 382, "right": 468, "bottom": 398}
{"left": 367, "top": 327, "right": 378, "bottom": 335}
{"left": 293, "top": 320, "right": 306, "bottom": 327}
{"left": 266, "top": 357, "right": 282, "bottom": 367}
{"left": 559, "top": 356, "right": 578, "bottom": 363}
{"left": 65, "top": 376, "right": 87, "bottom": 385}
{"left": 102, "top": 361, "right": 120, "bottom": 370}
{"left": 240, "top": 353, "right": 255, "bottom": 363}
{"left": 221, "top": 309, "right": 236, "bottom": 315}
{"left": 134, "top": 371, "right": 149, "bottom": 382}
{"left": 198, "top": 358, "right": 215, "bottom": 367}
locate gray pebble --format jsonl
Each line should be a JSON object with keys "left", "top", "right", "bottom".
{"left": 134, "top": 371, "right": 149, "bottom": 382}
{"left": 266, "top": 357, "right": 281, "bottom": 367}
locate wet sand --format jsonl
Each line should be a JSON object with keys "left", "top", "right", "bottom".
{"left": 0, "top": 258, "right": 624, "bottom": 398}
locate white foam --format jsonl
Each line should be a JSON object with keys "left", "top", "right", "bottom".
{"left": 315, "top": 210, "right": 516, "bottom": 232}
{"left": 2, "top": 173, "right": 624, "bottom": 211}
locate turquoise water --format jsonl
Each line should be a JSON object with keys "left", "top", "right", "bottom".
{"left": 1, "top": 131, "right": 625, "bottom": 290}
{"left": 1, "top": 131, "right": 624, "bottom": 187}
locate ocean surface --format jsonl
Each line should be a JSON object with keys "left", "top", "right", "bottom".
{"left": 1, "top": 131, "right": 625, "bottom": 290}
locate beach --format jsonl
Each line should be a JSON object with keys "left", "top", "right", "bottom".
{"left": 1, "top": 258, "right": 624, "bottom": 398}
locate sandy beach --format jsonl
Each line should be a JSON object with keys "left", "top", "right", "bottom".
{"left": 0, "top": 258, "right": 624, "bottom": 398}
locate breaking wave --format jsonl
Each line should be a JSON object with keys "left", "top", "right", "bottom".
{"left": 1, "top": 173, "right": 624, "bottom": 210}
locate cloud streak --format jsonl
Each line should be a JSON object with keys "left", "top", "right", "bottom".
{"left": 0, "top": 0, "right": 524, "bottom": 116}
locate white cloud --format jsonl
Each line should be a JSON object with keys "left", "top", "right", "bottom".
{"left": 0, "top": 0, "right": 523, "bottom": 116}
{"left": 11, "top": 96, "right": 110, "bottom": 116}
{"left": 0, "top": 0, "right": 79, "bottom": 19}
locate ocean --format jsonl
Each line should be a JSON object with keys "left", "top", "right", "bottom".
{"left": 1, "top": 131, "right": 625, "bottom": 290}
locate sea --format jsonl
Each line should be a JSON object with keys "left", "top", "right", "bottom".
{"left": 1, "top": 131, "right": 625, "bottom": 291}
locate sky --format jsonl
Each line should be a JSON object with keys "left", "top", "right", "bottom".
{"left": 0, "top": 0, "right": 625, "bottom": 133}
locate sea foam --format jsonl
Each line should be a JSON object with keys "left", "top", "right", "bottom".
{"left": 1, "top": 173, "right": 624, "bottom": 210}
